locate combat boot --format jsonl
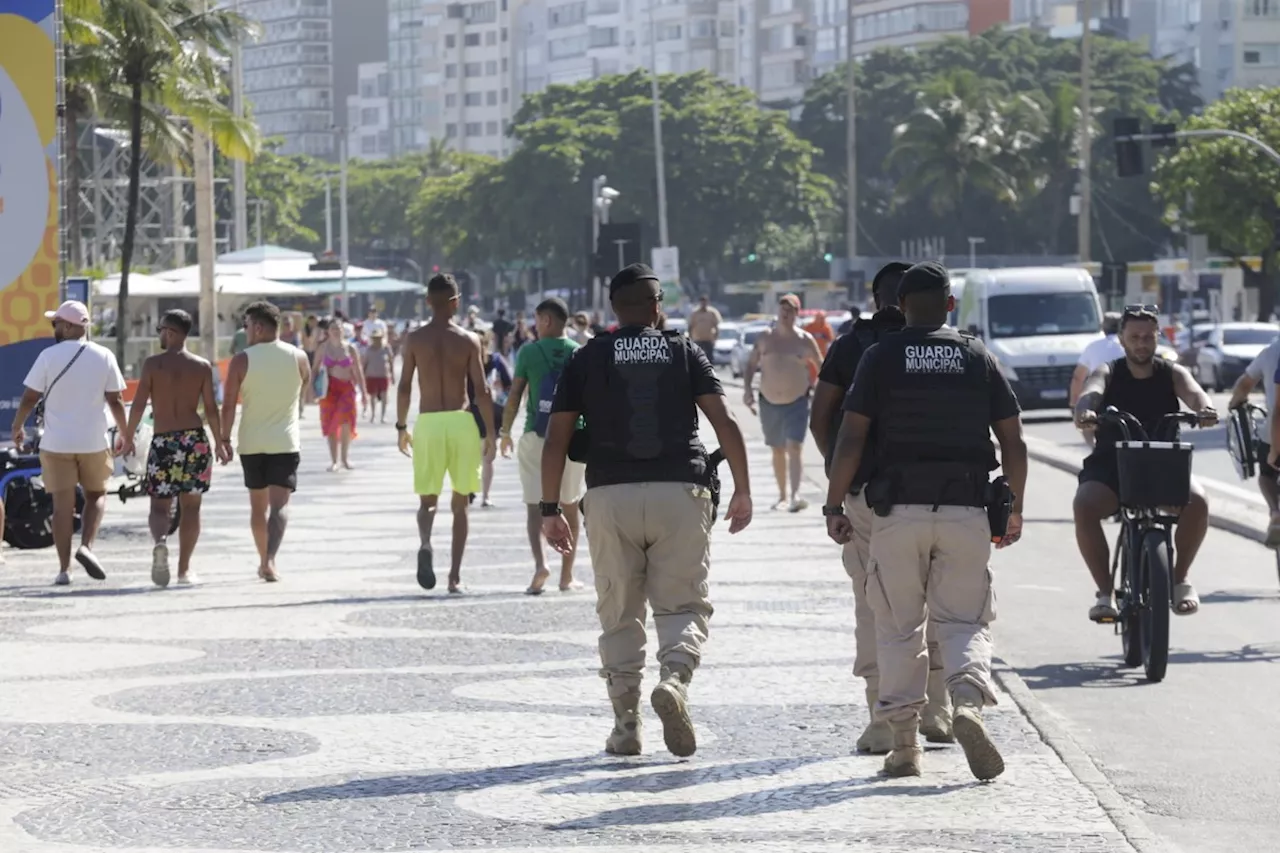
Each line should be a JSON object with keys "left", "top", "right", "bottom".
{"left": 951, "top": 685, "right": 1004, "bottom": 781}
{"left": 650, "top": 663, "right": 696, "bottom": 757}
{"left": 920, "top": 668, "right": 955, "bottom": 744}
{"left": 882, "top": 717, "right": 922, "bottom": 777}
{"left": 856, "top": 686, "right": 893, "bottom": 754}
{"left": 605, "top": 690, "right": 642, "bottom": 756}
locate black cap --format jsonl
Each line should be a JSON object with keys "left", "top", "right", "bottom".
{"left": 871, "top": 262, "right": 912, "bottom": 303}
{"left": 609, "top": 263, "right": 660, "bottom": 297}
{"left": 897, "top": 261, "right": 951, "bottom": 298}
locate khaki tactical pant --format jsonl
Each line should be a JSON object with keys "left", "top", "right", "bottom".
{"left": 586, "top": 482, "right": 715, "bottom": 697}
{"left": 842, "top": 494, "right": 943, "bottom": 688}
{"left": 865, "top": 504, "right": 997, "bottom": 723}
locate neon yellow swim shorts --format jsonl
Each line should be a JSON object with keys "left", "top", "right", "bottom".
{"left": 413, "top": 411, "right": 482, "bottom": 496}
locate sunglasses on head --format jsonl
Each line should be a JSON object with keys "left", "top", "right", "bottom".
{"left": 1122, "top": 303, "right": 1159, "bottom": 320}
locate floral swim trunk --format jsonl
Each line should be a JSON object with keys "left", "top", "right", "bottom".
{"left": 146, "top": 428, "right": 213, "bottom": 497}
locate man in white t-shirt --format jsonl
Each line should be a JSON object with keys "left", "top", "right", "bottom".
{"left": 10, "top": 301, "right": 128, "bottom": 585}
{"left": 364, "top": 307, "right": 388, "bottom": 340}
{"left": 1070, "top": 312, "right": 1124, "bottom": 447}
{"left": 1229, "top": 333, "right": 1280, "bottom": 544}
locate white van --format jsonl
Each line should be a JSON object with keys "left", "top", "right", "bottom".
{"left": 956, "top": 267, "right": 1102, "bottom": 410}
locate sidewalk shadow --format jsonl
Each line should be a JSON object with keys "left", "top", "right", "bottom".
{"left": 2, "top": 585, "right": 156, "bottom": 599}
{"left": 548, "top": 774, "right": 969, "bottom": 831}
{"left": 1201, "top": 589, "right": 1280, "bottom": 605}
{"left": 1020, "top": 645, "right": 1280, "bottom": 689}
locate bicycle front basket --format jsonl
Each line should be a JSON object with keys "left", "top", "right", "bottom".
{"left": 1116, "top": 440, "right": 1193, "bottom": 508}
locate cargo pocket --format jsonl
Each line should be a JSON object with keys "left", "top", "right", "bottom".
{"left": 980, "top": 568, "right": 998, "bottom": 624}
{"left": 683, "top": 484, "right": 714, "bottom": 531}
{"left": 864, "top": 559, "right": 892, "bottom": 619}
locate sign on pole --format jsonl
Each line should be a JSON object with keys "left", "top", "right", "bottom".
{"left": 0, "top": 1, "right": 60, "bottom": 439}
{"left": 652, "top": 246, "right": 680, "bottom": 307}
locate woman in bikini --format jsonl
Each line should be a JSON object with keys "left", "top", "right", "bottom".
{"left": 312, "top": 318, "right": 367, "bottom": 471}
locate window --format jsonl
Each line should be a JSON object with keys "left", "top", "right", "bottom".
{"left": 445, "top": 93, "right": 458, "bottom": 106}
{"left": 590, "top": 25, "right": 619, "bottom": 47}
{"left": 361, "top": 106, "right": 380, "bottom": 125}
{"left": 486, "top": 89, "right": 498, "bottom": 105}
{"left": 549, "top": 33, "right": 589, "bottom": 58}
{"left": 465, "top": 91, "right": 483, "bottom": 106}
{"left": 486, "top": 60, "right": 498, "bottom": 74}
{"left": 548, "top": 1, "right": 587, "bottom": 27}
{"left": 987, "top": 293, "right": 1099, "bottom": 338}
{"left": 486, "top": 31, "right": 497, "bottom": 45}
{"left": 761, "top": 62, "right": 794, "bottom": 88}
{"left": 361, "top": 135, "right": 378, "bottom": 155}
{"left": 766, "top": 23, "right": 793, "bottom": 50}
{"left": 502, "top": 87, "right": 509, "bottom": 102}
{"left": 466, "top": 121, "right": 483, "bottom": 136}
{"left": 486, "top": 120, "right": 498, "bottom": 134}
{"left": 502, "top": 27, "right": 508, "bottom": 40}
{"left": 1223, "top": 328, "right": 1279, "bottom": 345}
{"left": 445, "top": 63, "right": 458, "bottom": 78}
{"left": 691, "top": 18, "right": 715, "bottom": 37}
{"left": 446, "top": 122, "right": 458, "bottom": 137}
{"left": 767, "top": 0, "right": 792, "bottom": 13}
{"left": 465, "top": 32, "right": 481, "bottom": 46}
{"left": 1246, "top": 0, "right": 1280, "bottom": 16}
{"left": 446, "top": 34, "right": 457, "bottom": 47}
{"left": 1243, "top": 43, "right": 1280, "bottom": 65}
{"left": 465, "top": 61, "right": 483, "bottom": 76}
{"left": 657, "top": 22, "right": 682, "bottom": 40}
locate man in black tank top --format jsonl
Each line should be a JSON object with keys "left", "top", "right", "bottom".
{"left": 1073, "top": 307, "right": 1218, "bottom": 623}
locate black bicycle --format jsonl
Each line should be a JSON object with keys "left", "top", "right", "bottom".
{"left": 1225, "top": 402, "right": 1280, "bottom": 583}
{"left": 1094, "top": 406, "right": 1201, "bottom": 683}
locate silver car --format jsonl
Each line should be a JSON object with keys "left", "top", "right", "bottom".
{"left": 729, "top": 323, "right": 771, "bottom": 378}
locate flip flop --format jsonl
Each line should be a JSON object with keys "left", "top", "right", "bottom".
{"left": 526, "top": 569, "right": 550, "bottom": 596}
{"left": 1173, "top": 583, "right": 1200, "bottom": 615}
{"left": 417, "top": 548, "right": 437, "bottom": 590}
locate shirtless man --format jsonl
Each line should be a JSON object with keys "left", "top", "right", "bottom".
{"left": 688, "top": 295, "right": 722, "bottom": 363}
{"left": 123, "top": 310, "right": 228, "bottom": 587}
{"left": 397, "top": 273, "right": 496, "bottom": 594}
{"left": 743, "top": 293, "right": 823, "bottom": 511}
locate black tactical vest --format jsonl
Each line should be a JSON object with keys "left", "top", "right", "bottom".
{"left": 578, "top": 327, "right": 709, "bottom": 489}
{"left": 825, "top": 314, "right": 905, "bottom": 483}
{"left": 868, "top": 326, "right": 996, "bottom": 505}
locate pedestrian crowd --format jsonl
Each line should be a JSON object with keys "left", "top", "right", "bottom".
{"left": 5, "top": 260, "right": 1026, "bottom": 785}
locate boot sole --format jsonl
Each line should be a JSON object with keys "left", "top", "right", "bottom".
{"left": 953, "top": 713, "right": 1005, "bottom": 780}
{"left": 651, "top": 684, "right": 696, "bottom": 757}
{"left": 921, "top": 724, "right": 956, "bottom": 744}
{"left": 605, "top": 738, "right": 642, "bottom": 756}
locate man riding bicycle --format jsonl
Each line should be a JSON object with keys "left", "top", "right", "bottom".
{"left": 1073, "top": 305, "right": 1217, "bottom": 622}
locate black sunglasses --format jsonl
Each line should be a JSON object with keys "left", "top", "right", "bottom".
{"left": 1122, "top": 303, "right": 1160, "bottom": 321}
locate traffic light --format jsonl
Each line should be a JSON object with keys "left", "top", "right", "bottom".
{"left": 745, "top": 244, "right": 758, "bottom": 263}
{"left": 823, "top": 242, "right": 834, "bottom": 263}
{"left": 1151, "top": 122, "right": 1178, "bottom": 149}
{"left": 1114, "top": 116, "right": 1144, "bottom": 178}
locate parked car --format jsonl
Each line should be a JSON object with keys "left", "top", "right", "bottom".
{"left": 729, "top": 322, "right": 771, "bottom": 378}
{"left": 711, "top": 322, "right": 740, "bottom": 365}
{"left": 1183, "top": 323, "right": 1278, "bottom": 391}
{"left": 664, "top": 317, "right": 688, "bottom": 335}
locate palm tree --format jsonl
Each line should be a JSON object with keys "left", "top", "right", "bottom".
{"left": 73, "top": 0, "right": 259, "bottom": 362}
{"left": 886, "top": 70, "right": 1023, "bottom": 217}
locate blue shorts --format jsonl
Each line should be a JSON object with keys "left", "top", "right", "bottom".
{"left": 759, "top": 393, "right": 810, "bottom": 448}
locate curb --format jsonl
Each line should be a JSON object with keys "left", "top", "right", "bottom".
{"left": 1023, "top": 437, "right": 1271, "bottom": 546}
{"left": 992, "top": 661, "right": 1176, "bottom": 853}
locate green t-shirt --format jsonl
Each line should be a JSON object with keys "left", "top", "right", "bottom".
{"left": 515, "top": 336, "right": 580, "bottom": 434}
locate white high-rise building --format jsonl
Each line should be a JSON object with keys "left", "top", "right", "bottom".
{"left": 239, "top": 0, "right": 337, "bottom": 158}
{"left": 347, "top": 62, "right": 392, "bottom": 160}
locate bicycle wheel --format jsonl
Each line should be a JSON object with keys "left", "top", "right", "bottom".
{"left": 1117, "top": 527, "right": 1143, "bottom": 667}
{"left": 1140, "top": 529, "right": 1172, "bottom": 683}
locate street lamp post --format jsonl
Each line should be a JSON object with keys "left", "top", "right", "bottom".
{"left": 647, "top": 0, "right": 670, "bottom": 248}
{"left": 967, "top": 237, "right": 985, "bottom": 270}
{"left": 231, "top": 0, "right": 248, "bottom": 252}
{"left": 1078, "top": 0, "right": 1093, "bottom": 263}
{"left": 337, "top": 131, "right": 350, "bottom": 316}
{"left": 324, "top": 175, "right": 333, "bottom": 252}
{"left": 589, "top": 177, "right": 619, "bottom": 312}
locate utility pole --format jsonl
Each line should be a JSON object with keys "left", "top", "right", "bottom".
{"left": 845, "top": 3, "right": 857, "bottom": 266}
{"left": 1077, "top": 0, "right": 1093, "bottom": 263}
{"left": 231, "top": 0, "right": 248, "bottom": 252}
{"left": 647, "top": 1, "right": 669, "bottom": 248}
{"left": 324, "top": 175, "right": 333, "bottom": 252}
{"left": 338, "top": 132, "right": 350, "bottom": 316}
{"left": 250, "top": 199, "right": 266, "bottom": 246}
{"left": 194, "top": 0, "right": 217, "bottom": 364}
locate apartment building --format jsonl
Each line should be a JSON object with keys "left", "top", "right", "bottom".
{"left": 240, "top": 0, "right": 337, "bottom": 158}
{"left": 347, "top": 62, "right": 392, "bottom": 160}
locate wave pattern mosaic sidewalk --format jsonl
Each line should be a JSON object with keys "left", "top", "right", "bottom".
{"left": 0, "top": 417, "right": 1136, "bottom": 852}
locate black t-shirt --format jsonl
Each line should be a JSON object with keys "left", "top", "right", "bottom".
{"left": 818, "top": 332, "right": 861, "bottom": 392}
{"left": 553, "top": 326, "right": 723, "bottom": 488}
{"left": 491, "top": 318, "right": 514, "bottom": 344}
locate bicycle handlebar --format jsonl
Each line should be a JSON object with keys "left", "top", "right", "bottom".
{"left": 1096, "top": 406, "right": 1202, "bottom": 443}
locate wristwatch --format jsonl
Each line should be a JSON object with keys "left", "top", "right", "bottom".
{"left": 822, "top": 504, "right": 846, "bottom": 517}
{"left": 539, "top": 501, "right": 562, "bottom": 518}
{"left": 395, "top": 423, "right": 407, "bottom": 431}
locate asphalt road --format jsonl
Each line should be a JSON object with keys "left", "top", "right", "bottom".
{"left": 991, "top": 459, "right": 1280, "bottom": 853}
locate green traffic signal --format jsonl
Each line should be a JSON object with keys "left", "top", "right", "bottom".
{"left": 823, "top": 253, "right": 833, "bottom": 262}
{"left": 747, "top": 253, "right": 757, "bottom": 263}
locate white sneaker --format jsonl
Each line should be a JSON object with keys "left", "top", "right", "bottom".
{"left": 176, "top": 573, "right": 198, "bottom": 586}
{"left": 54, "top": 571, "right": 70, "bottom": 586}
{"left": 151, "top": 542, "right": 171, "bottom": 588}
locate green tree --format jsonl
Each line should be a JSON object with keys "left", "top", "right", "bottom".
{"left": 75, "top": 0, "right": 260, "bottom": 361}
{"left": 1151, "top": 87, "right": 1280, "bottom": 319}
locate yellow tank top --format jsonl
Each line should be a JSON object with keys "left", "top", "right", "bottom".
{"left": 238, "top": 339, "right": 302, "bottom": 455}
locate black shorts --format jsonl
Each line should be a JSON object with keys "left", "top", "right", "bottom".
{"left": 241, "top": 452, "right": 300, "bottom": 492}
{"left": 1078, "top": 451, "right": 1120, "bottom": 495}
{"left": 1259, "top": 442, "right": 1278, "bottom": 480}
{"left": 695, "top": 340, "right": 715, "bottom": 361}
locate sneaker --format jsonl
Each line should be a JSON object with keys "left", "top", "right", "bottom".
{"left": 151, "top": 542, "right": 171, "bottom": 588}
{"left": 176, "top": 573, "right": 198, "bottom": 586}
{"left": 650, "top": 665, "right": 696, "bottom": 757}
{"left": 788, "top": 498, "right": 810, "bottom": 513}
{"left": 75, "top": 546, "right": 106, "bottom": 580}
{"left": 53, "top": 571, "right": 70, "bottom": 586}
{"left": 952, "top": 706, "right": 1005, "bottom": 781}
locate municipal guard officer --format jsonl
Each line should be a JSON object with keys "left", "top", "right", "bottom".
{"left": 540, "top": 263, "right": 754, "bottom": 758}
{"left": 810, "top": 262, "right": 956, "bottom": 754}
{"left": 822, "top": 260, "right": 1028, "bottom": 780}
